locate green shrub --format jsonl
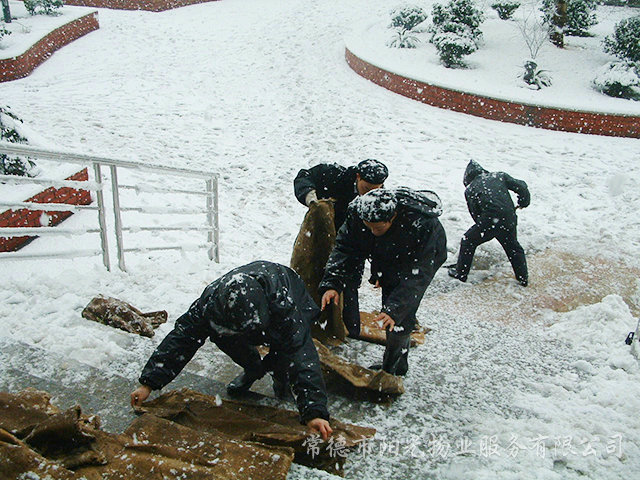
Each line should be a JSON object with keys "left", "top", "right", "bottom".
{"left": 431, "top": 0, "right": 485, "bottom": 41}
{"left": 603, "top": 15, "right": 640, "bottom": 63}
{"left": 0, "top": 23, "right": 10, "bottom": 43}
{"left": 541, "top": 0, "right": 597, "bottom": 37}
{"left": 593, "top": 60, "right": 640, "bottom": 100}
{"left": 389, "top": 4, "right": 428, "bottom": 32}
{"left": 23, "top": 0, "right": 63, "bottom": 16}
{"left": 430, "top": 0, "right": 484, "bottom": 67}
{"left": 387, "top": 4, "right": 428, "bottom": 48}
{"left": 432, "top": 31, "right": 478, "bottom": 67}
{"left": 491, "top": 1, "right": 521, "bottom": 20}
{"left": 0, "top": 107, "right": 35, "bottom": 177}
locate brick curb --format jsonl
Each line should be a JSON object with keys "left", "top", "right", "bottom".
{"left": 345, "top": 47, "right": 640, "bottom": 138}
{"left": 0, "top": 168, "right": 92, "bottom": 252}
{"left": 0, "top": 11, "right": 100, "bottom": 83}
{"left": 63, "top": 0, "right": 219, "bottom": 12}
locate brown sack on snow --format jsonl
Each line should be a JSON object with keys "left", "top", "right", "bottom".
{"left": 359, "top": 311, "right": 428, "bottom": 347}
{"left": 0, "top": 388, "right": 60, "bottom": 434}
{"left": 0, "top": 389, "right": 295, "bottom": 480}
{"left": 0, "top": 428, "right": 82, "bottom": 480}
{"left": 135, "top": 388, "right": 376, "bottom": 477}
{"left": 81, "top": 295, "right": 168, "bottom": 337}
{"left": 313, "top": 339, "right": 404, "bottom": 401}
{"left": 291, "top": 199, "right": 348, "bottom": 345}
{"left": 119, "top": 414, "right": 294, "bottom": 480}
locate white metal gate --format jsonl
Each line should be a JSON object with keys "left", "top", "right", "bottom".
{"left": 0, "top": 141, "right": 219, "bottom": 271}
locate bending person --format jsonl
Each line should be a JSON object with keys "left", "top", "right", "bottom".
{"left": 448, "top": 160, "right": 530, "bottom": 286}
{"left": 130, "top": 260, "right": 332, "bottom": 440}
{"left": 319, "top": 188, "right": 447, "bottom": 375}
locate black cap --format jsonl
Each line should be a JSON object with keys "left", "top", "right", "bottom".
{"left": 357, "top": 159, "right": 388, "bottom": 184}
{"left": 354, "top": 189, "right": 397, "bottom": 222}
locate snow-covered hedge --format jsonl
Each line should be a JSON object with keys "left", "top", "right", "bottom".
{"left": 430, "top": 0, "right": 484, "bottom": 67}
{"left": 0, "top": 107, "right": 35, "bottom": 177}
{"left": 23, "top": 0, "right": 63, "bottom": 16}
{"left": 603, "top": 15, "right": 640, "bottom": 63}
{"left": 593, "top": 60, "right": 640, "bottom": 100}
{"left": 491, "top": 0, "right": 521, "bottom": 20}
{"left": 387, "top": 4, "right": 428, "bottom": 48}
{"left": 541, "top": 0, "right": 598, "bottom": 37}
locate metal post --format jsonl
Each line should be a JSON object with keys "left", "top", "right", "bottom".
{"left": 206, "top": 177, "right": 219, "bottom": 262}
{"left": 109, "top": 165, "right": 126, "bottom": 271}
{"left": 93, "top": 163, "right": 110, "bottom": 271}
{"left": 1, "top": 0, "right": 11, "bottom": 23}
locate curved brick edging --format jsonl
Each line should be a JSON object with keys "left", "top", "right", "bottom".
{"left": 64, "top": 0, "right": 219, "bottom": 12}
{"left": 0, "top": 168, "right": 92, "bottom": 252}
{"left": 345, "top": 48, "right": 640, "bottom": 138}
{"left": 0, "top": 11, "right": 99, "bottom": 83}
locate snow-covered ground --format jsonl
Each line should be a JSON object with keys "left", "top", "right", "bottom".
{"left": 1, "top": 0, "right": 639, "bottom": 479}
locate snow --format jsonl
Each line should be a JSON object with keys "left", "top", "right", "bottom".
{"left": 1, "top": 0, "right": 640, "bottom": 479}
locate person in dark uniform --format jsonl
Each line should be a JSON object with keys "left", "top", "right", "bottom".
{"left": 448, "top": 160, "right": 530, "bottom": 286}
{"left": 319, "top": 188, "right": 447, "bottom": 375}
{"left": 130, "top": 261, "right": 333, "bottom": 440}
{"left": 293, "top": 159, "right": 389, "bottom": 338}
{"left": 293, "top": 159, "right": 389, "bottom": 229}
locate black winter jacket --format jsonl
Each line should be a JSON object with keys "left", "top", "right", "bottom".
{"left": 294, "top": 163, "right": 359, "bottom": 228}
{"left": 319, "top": 188, "right": 447, "bottom": 330}
{"left": 139, "top": 261, "right": 329, "bottom": 424}
{"left": 463, "top": 160, "right": 530, "bottom": 226}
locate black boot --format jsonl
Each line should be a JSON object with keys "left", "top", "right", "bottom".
{"left": 226, "top": 370, "right": 262, "bottom": 396}
{"left": 448, "top": 266, "right": 467, "bottom": 282}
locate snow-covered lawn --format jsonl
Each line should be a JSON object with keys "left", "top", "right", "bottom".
{"left": 1, "top": 1, "right": 639, "bottom": 479}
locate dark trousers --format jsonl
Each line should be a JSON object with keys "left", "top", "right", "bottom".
{"left": 342, "top": 280, "right": 415, "bottom": 376}
{"left": 456, "top": 219, "right": 527, "bottom": 283}
{"left": 342, "top": 280, "right": 361, "bottom": 338}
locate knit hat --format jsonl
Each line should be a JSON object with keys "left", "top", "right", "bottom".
{"left": 354, "top": 189, "right": 397, "bottom": 222}
{"left": 357, "top": 159, "right": 388, "bottom": 184}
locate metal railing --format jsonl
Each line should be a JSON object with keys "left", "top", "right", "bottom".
{"left": 0, "top": 141, "right": 219, "bottom": 271}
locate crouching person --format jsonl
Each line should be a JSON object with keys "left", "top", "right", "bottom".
{"left": 320, "top": 188, "right": 447, "bottom": 376}
{"left": 130, "top": 260, "right": 333, "bottom": 440}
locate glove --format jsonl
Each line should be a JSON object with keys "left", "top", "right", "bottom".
{"left": 305, "top": 190, "right": 318, "bottom": 206}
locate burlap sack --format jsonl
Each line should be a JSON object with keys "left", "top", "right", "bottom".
{"left": 81, "top": 295, "right": 168, "bottom": 337}
{"left": 291, "top": 199, "right": 348, "bottom": 345}
{"left": 135, "top": 388, "right": 376, "bottom": 477}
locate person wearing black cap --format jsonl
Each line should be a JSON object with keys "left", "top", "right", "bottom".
{"left": 293, "top": 159, "right": 389, "bottom": 229}
{"left": 319, "top": 188, "right": 447, "bottom": 375}
{"left": 448, "top": 160, "right": 530, "bottom": 286}
{"left": 130, "top": 260, "right": 333, "bottom": 440}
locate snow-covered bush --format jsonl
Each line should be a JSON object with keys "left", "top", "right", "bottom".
{"left": 593, "top": 60, "right": 640, "bottom": 99}
{"left": 541, "top": 0, "right": 597, "bottom": 37}
{"left": 431, "top": 0, "right": 485, "bottom": 41}
{"left": 432, "top": 30, "right": 478, "bottom": 67}
{"left": 0, "top": 23, "right": 10, "bottom": 44}
{"left": 387, "top": 4, "right": 428, "bottom": 48}
{"left": 520, "top": 60, "right": 552, "bottom": 89}
{"left": 603, "top": 15, "right": 640, "bottom": 62}
{"left": 491, "top": 1, "right": 521, "bottom": 20}
{"left": 23, "top": 0, "right": 63, "bottom": 16}
{"left": 430, "top": 0, "right": 484, "bottom": 67}
{"left": 0, "top": 107, "right": 35, "bottom": 177}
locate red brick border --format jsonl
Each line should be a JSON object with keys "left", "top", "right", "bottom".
{"left": 0, "top": 168, "right": 93, "bottom": 252}
{"left": 63, "top": 0, "right": 218, "bottom": 12}
{"left": 0, "top": 11, "right": 99, "bottom": 83}
{"left": 346, "top": 48, "right": 640, "bottom": 138}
